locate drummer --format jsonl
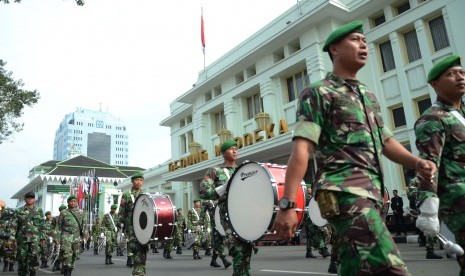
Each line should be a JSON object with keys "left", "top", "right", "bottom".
{"left": 118, "top": 172, "right": 148, "bottom": 276}
{"left": 272, "top": 20, "right": 436, "bottom": 275}
{"left": 200, "top": 140, "right": 247, "bottom": 273}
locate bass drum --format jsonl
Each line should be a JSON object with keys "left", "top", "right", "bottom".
{"left": 214, "top": 206, "right": 225, "bottom": 236}
{"left": 307, "top": 197, "right": 328, "bottom": 227}
{"left": 133, "top": 193, "right": 175, "bottom": 245}
{"left": 225, "top": 162, "right": 307, "bottom": 243}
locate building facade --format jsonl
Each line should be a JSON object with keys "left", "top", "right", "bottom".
{"left": 53, "top": 108, "right": 129, "bottom": 166}
{"left": 133, "top": 0, "right": 465, "bottom": 214}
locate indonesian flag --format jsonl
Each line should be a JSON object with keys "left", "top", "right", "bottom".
{"left": 201, "top": 8, "right": 205, "bottom": 54}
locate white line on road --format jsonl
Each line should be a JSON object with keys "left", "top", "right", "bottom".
{"left": 260, "top": 269, "right": 332, "bottom": 275}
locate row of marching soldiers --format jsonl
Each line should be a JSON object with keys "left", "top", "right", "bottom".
{"left": 0, "top": 192, "right": 91, "bottom": 276}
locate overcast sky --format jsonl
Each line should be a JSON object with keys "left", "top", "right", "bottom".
{"left": 0, "top": 0, "right": 297, "bottom": 207}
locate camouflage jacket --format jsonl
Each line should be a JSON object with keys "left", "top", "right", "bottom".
{"left": 118, "top": 188, "right": 144, "bottom": 236}
{"left": 102, "top": 212, "right": 118, "bottom": 234}
{"left": 39, "top": 218, "right": 54, "bottom": 241}
{"left": 56, "top": 208, "right": 88, "bottom": 242}
{"left": 11, "top": 205, "right": 44, "bottom": 243}
{"left": 294, "top": 72, "right": 393, "bottom": 202}
{"left": 187, "top": 207, "right": 207, "bottom": 231}
{"left": 414, "top": 99, "right": 465, "bottom": 213}
{"left": 91, "top": 223, "right": 103, "bottom": 239}
{"left": 176, "top": 214, "right": 187, "bottom": 231}
{"left": 199, "top": 162, "right": 237, "bottom": 203}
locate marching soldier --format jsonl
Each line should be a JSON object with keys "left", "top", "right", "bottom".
{"left": 91, "top": 218, "right": 102, "bottom": 255}
{"left": 39, "top": 211, "right": 54, "bottom": 268}
{"left": 10, "top": 192, "right": 44, "bottom": 276}
{"left": 187, "top": 198, "right": 207, "bottom": 260}
{"left": 304, "top": 186, "right": 330, "bottom": 259}
{"left": 56, "top": 195, "right": 88, "bottom": 276}
{"left": 175, "top": 208, "right": 186, "bottom": 254}
{"left": 51, "top": 204, "right": 67, "bottom": 272}
{"left": 1, "top": 207, "right": 16, "bottom": 272}
{"left": 102, "top": 204, "right": 119, "bottom": 265}
{"left": 118, "top": 171, "right": 149, "bottom": 276}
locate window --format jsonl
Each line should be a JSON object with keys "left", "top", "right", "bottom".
{"left": 396, "top": 1, "right": 410, "bottom": 15}
{"left": 246, "top": 93, "right": 263, "bottom": 120}
{"left": 213, "top": 110, "right": 226, "bottom": 134}
{"left": 391, "top": 106, "right": 407, "bottom": 128}
{"left": 416, "top": 97, "right": 432, "bottom": 116}
{"left": 373, "top": 14, "right": 386, "bottom": 27}
{"left": 379, "top": 41, "right": 396, "bottom": 72}
{"left": 429, "top": 15, "right": 450, "bottom": 51}
{"left": 286, "top": 69, "right": 309, "bottom": 102}
{"left": 180, "top": 135, "right": 187, "bottom": 155}
{"left": 403, "top": 29, "right": 421, "bottom": 63}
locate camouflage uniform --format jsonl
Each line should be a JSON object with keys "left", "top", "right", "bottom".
{"left": 39, "top": 215, "right": 54, "bottom": 268}
{"left": 1, "top": 208, "right": 16, "bottom": 272}
{"left": 199, "top": 163, "right": 240, "bottom": 273}
{"left": 118, "top": 188, "right": 147, "bottom": 276}
{"left": 415, "top": 99, "right": 465, "bottom": 273}
{"left": 56, "top": 207, "right": 87, "bottom": 274}
{"left": 91, "top": 220, "right": 102, "bottom": 254}
{"left": 295, "top": 72, "right": 407, "bottom": 275}
{"left": 163, "top": 211, "right": 185, "bottom": 257}
{"left": 10, "top": 204, "right": 44, "bottom": 276}
{"left": 303, "top": 213, "right": 330, "bottom": 258}
{"left": 102, "top": 211, "right": 118, "bottom": 263}
{"left": 186, "top": 203, "right": 207, "bottom": 259}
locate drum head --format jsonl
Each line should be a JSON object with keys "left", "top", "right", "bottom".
{"left": 214, "top": 206, "right": 225, "bottom": 236}
{"left": 133, "top": 194, "right": 155, "bottom": 245}
{"left": 308, "top": 197, "right": 328, "bottom": 227}
{"left": 226, "top": 162, "right": 275, "bottom": 242}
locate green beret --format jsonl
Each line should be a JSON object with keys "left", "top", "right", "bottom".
{"left": 45, "top": 211, "right": 51, "bottom": 216}
{"left": 220, "top": 140, "right": 237, "bottom": 152}
{"left": 111, "top": 204, "right": 118, "bottom": 209}
{"left": 193, "top": 198, "right": 201, "bottom": 203}
{"left": 67, "top": 195, "right": 77, "bottom": 202}
{"left": 427, "top": 55, "right": 462, "bottom": 82}
{"left": 131, "top": 171, "right": 144, "bottom": 180}
{"left": 177, "top": 208, "right": 182, "bottom": 211}
{"left": 306, "top": 183, "right": 312, "bottom": 189}
{"left": 323, "top": 20, "right": 364, "bottom": 52}
{"left": 59, "top": 205, "right": 67, "bottom": 211}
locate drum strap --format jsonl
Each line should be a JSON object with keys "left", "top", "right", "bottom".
{"left": 130, "top": 194, "right": 135, "bottom": 204}
{"left": 108, "top": 213, "right": 117, "bottom": 232}
{"left": 192, "top": 208, "right": 200, "bottom": 221}
{"left": 222, "top": 168, "right": 231, "bottom": 180}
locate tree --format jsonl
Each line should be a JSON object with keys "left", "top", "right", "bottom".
{"left": 0, "top": 60, "right": 40, "bottom": 144}
{"left": 0, "top": 0, "right": 84, "bottom": 6}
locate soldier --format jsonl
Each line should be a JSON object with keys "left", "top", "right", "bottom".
{"left": 200, "top": 140, "right": 245, "bottom": 272}
{"left": 118, "top": 171, "right": 149, "bottom": 276}
{"left": 1, "top": 207, "right": 16, "bottom": 272}
{"left": 174, "top": 208, "right": 186, "bottom": 254}
{"left": 102, "top": 204, "right": 118, "bottom": 264}
{"left": 414, "top": 54, "right": 465, "bottom": 275}
{"left": 10, "top": 191, "right": 44, "bottom": 276}
{"left": 273, "top": 20, "right": 436, "bottom": 275}
{"left": 202, "top": 201, "right": 213, "bottom": 257}
{"left": 39, "top": 211, "right": 54, "bottom": 268}
{"left": 186, "top": 198, "right": 207, "bottom": 260}
{"left": 304, "top": 186, "right": 330, "bottom": 259}
{"left": 51, "top": 204, "right": 67, "bottom": 272}
{"left": 91, "top": 218, "right": 102, "bottom": 255}
{"left": 56, "top": 195, "right": 88, "bottom": 276}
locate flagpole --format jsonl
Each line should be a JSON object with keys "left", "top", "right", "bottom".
{"left": 201, "top": 6, "right": 206, "bottom": 79}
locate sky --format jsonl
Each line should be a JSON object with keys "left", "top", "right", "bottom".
{"left": 0, "top": 0, "right": 297, "bottom": 207}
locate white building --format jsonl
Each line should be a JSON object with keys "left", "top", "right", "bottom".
{"left": 124, "top": 0, "right": 465, "bottom": 213}
{"left": 53, "top": 108, "right": 129, "bottom": 166}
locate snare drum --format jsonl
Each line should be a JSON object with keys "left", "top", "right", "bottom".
{"left": 224, "top": 162, "right": 307, "bottom": 243}
{"left": 133, "top": 193, "right": 176, "bottom": 245}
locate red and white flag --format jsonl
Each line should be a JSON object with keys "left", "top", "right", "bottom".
{"left": 201, "top": 8, "right": 206, "bottom": 54}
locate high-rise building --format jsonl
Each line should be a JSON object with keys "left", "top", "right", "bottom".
{"left": 53, "top": 108, "right": 129, "bottom": 165}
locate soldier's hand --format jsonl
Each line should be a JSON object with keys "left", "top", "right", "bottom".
{"left": 271, "top": 209, "right": 298, "bottom": 240}
{"left": 415, "top": 159, "right": 437, "bottom": 181}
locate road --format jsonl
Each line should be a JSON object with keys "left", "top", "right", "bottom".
{"left": 2, "top": 242, "right": 459, "bottom": 275}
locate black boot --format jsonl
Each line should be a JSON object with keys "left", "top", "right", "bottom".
{"left": 426, "top": 248, "right": 443, "bottom": 259}
{"left": 3, "top": 262, "right": 8, "bottom": 272}
{"left": 8, "top": 262, "right": 14, "bottom": 272}
{"left": 210, "top": 256, "right": 221, "bottom": 267}
{"left": 43, "top": 260, "right": 49, "bottom": 268}
{"left": 105, "top": 256, "right": 110, "bottom": 265}
{"left": 205, "top": 248, "right": 212, "bottom": 256}
{"left": 318, "top": 247, "right": 330, "bottom": 258}
{"left": 29, "top": 269, "right": 36, "bottom": 276}
{"left": 63, "top": 268, "right": 72, "bottom": 276}
{"left": 176, "top": 247, "right": 182, "bottom": 254}
{"left": 108, "top": 256, "right": 114, "bottom": 264}
{"left": 126, "top": 256, "right": 134, "bottom": 267}
{"left": 52, "top": 261, "right": 60, "bottom": 272}
{"left": 40, "top": 259, "right": 45, "bottom": 268}
{"left": 305, "top": 249, "right": 316, "bottom": 258}
{"left": 328, "top": 256, "right": 338, "bottom": 274}
{"left": 166, "top": 252, "right": 172, "bottom": 259}
{"left": 220, "top": 256, "right": 232, "bottom": 268}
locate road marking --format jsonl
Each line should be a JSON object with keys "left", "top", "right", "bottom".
{"left": 260, "top": 269, "right": 332, "bottom": 275}
{"left": 38, "top": 268, "right": 54, "bottom": 274}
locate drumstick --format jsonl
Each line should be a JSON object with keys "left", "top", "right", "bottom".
{"left": 437, "top": 233, "right": 464, "bottom": 256}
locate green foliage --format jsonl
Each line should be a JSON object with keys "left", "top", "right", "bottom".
{"left": 0, "top": 60, "right": 40, "bottom": 144}
{"left": 0, "top": 0, "right": 84, "bottom": 5}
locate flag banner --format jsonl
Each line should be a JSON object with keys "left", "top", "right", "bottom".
{"left": 201, "top": 8, "right": 205, "bottom": 53}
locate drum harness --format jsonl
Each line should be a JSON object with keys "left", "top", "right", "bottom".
{"left": 108, "top": 212, "right": 117, "bottom": 232}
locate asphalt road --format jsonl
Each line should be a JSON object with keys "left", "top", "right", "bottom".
{"left": 2, "top": 242, "right": 459, "bottom": 275}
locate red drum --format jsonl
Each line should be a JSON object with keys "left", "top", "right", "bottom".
{"left": 133, "top": 193, "right": 175, "bottom": 245}
{"left": 380, "top": 187, "right": 390, "bottom": 222}
{"left": 225, "top": 162, "right": 307, "bottom": 243}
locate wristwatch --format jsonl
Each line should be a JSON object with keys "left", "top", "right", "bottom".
{"left": 278, "top": 197, "right": 296, "bottom": 210}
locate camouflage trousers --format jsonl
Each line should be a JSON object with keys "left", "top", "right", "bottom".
{"left": 304, "top": 217, "right": 328, "bottom": 251}
{"left": 17, "top": 241, "right": 39, "bottom": 276}
{"left": 39, "top": 239, "right": 52, "bottom": 261}
{"left": 442, "top": 210, "right": 465, "bottom": 276}
{"left": 164, "top": 228, "right": 181, "bottom": 252}
{"left": 2, "top": 241, "right": 16, "bottom": 263}
{"left": 105, "top": 231, "right": 117, "bottom": 256}
{"left": 128, "top": 238, "right": 148, "bottom": 276}
{"left": 211, "top": 229, "right": 226, "bottom": 258}
{"left": 191, "top": 228, "right": 204, "bottom": 252}
{"left": 60, "top": 238, "right": 80, "bottom": 269}
{"left": 327, "top": 192, "right": 408, "bottom": 276}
